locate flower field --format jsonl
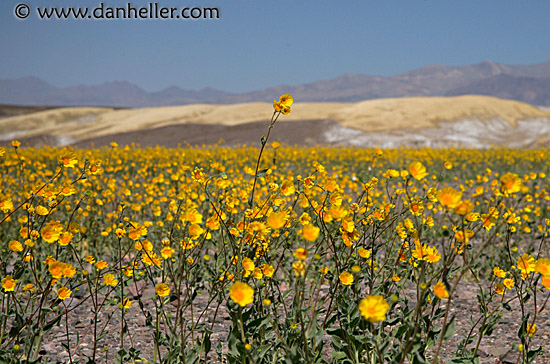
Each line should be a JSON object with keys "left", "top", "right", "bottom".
{"left": 0, "top": 97, "right": 549, "bottom": 364}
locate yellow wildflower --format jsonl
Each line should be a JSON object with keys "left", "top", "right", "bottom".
{"left": 59, "top": 152, "right": 78, "bottom": 168}
{"left": 500, "top": 172, "right": 522, "bottom": 194}
{"left": 433, "top": 282, "right": 449, "bottom": 299}
{"left": 339, "top": 271, "right": 354, "bottom": 285}
{"left": 494, "top": 283, "right": 506, "bottom": 295}
{"left": 493, "top": 267, "right": 506, "bottom": 278}
{"left": 267, "top": 211, "right": 287, "bottom": 229}
{"left": 1, "top": 276, "right": 17, "bottom": 292}
{"left": 358, "top": 248, "right": 371, "bottom": 259}
{"left": 260, "top": 264, "right": 275, "bottom": 277}
{"left": 293, "top": 248, "right": 308, "bottom": 261}
{"left": 301, "top": 224, "right": 320, "bottom": 242}
{"left": 103, "top": 274, "right": 118, "bottom": 287}
{"left": 155, "top": 283, "right": 170, "bottom": 297}
{"left": 535, "top": 258, "right": 550, "bottom": 276}
{"left": 280, "top": 180, "right": 295, "bottom": 196}
{"left": 359, "top": 295, "right": 389, "bottom": 323}
{"left": 8, "top": 240, "right": 23, "bottom": 252}
{"left": 57, "top": 286, "right": 72, "bottom": 300}
{"left": 229, "top": 281, "right": 254, "bottom": 307}
{"left": 408, "top": 161, "right": 429, "bottom": 180}
{"left": 436, "top": 187, "right": 462, "bottom": 209}
{"left": 292, "top": 261, "right": 306, "bottom": 276}
{"left": 242, "top": 257, "right": 255, "bottom": 272}
{"left": 517, "top": 253, "right": 536, "bottom": 277}
{"left": 503, "top": 278, "right": 515, "bottom": 289}
{"left": 526, "top": 323, "right": 537, "bottom": 337}
{"left": 96, "top": 260, "right": 109, "bottom": 271}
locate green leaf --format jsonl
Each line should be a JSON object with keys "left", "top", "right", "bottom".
{"left": 326, "top": 327, "right": 346, "bottom": 340}
{"left": 98, "top": 331, "right": 108, "bottom": 341}
{"left": 385, "top": 316, "right": 401, "bottom": 325}
{"left": 43, "top": 315, "right": 62, "bottom": 332}
{"left": 256, "top": 168, "right": 269, "bottom": 178}
{"left": 412, "top": 351, "right": 427, "bottom": 364}
{"left": 203, "top": 332, "right": 211, "bottom": 354}
{"left": 527, "top": 346, "right": 543, "bottom": 362}
{"left": 443, "top": 315, "right": 456, "bottom": 342}
{"left": 517, "top": 313, "right": 530, "bottom": 342}
{"left": 331, "top": 351, "right": 348, "bottom": 361}
{"left": 305, "top": 320, "right": 320, "bottom": 340}
{"left": 8, "top": 312, "right": 24, "bottom": 338}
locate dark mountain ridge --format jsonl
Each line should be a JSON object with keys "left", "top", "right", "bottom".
{"left": 1, "top": 60, "right": 549, "bottom": 107}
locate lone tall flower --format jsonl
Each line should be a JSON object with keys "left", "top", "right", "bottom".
{"left": 229, "top": 281, "right": 254, "bottom": 307}
{"left": 273, "top": 94, "right": 293, "bottom": 114}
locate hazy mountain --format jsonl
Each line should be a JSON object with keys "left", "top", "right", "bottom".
{"left": 0, "top": 77, "right": 59, "bottom": 105}
{"left": 0, "top": 77, "right": 234, "bottom": 107}
{"left": 445, "top": 74, "right": 550, "bottom": 106}
{"left": 1, "top": 61, "right": 550, "bottom": 107}
{"left": 228, "top": 61, "right": 550, "bottom": 103}
{"left": 149, "top": 86, "right": 233, "bottom": 105}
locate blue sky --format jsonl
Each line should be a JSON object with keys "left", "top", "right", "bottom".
{"left": 1, "top": 0, "right": 549, "bottom": 93}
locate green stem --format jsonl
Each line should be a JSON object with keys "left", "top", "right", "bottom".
{"left": 238, "top": 306, "right": 247, "bottom": 364}
{"left": 0, "top": 293, "right": 8, "bottom": 345}
{"left": 154, "top": 297, "right": 164, "bottom": 363}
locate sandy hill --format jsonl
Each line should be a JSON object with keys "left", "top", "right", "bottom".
{"left": 0, "top": 95, "right": 549, "bottom": 148}
{"left": 332, "top": 95, "right": 549, "bottom": 131}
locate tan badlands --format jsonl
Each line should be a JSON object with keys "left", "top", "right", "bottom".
{"left": 0, "top": 95, "right": 549, "bottom": 142}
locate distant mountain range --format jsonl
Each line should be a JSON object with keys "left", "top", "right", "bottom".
{"left": 1, "top": 61, "right": 550, "bottom": 107}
